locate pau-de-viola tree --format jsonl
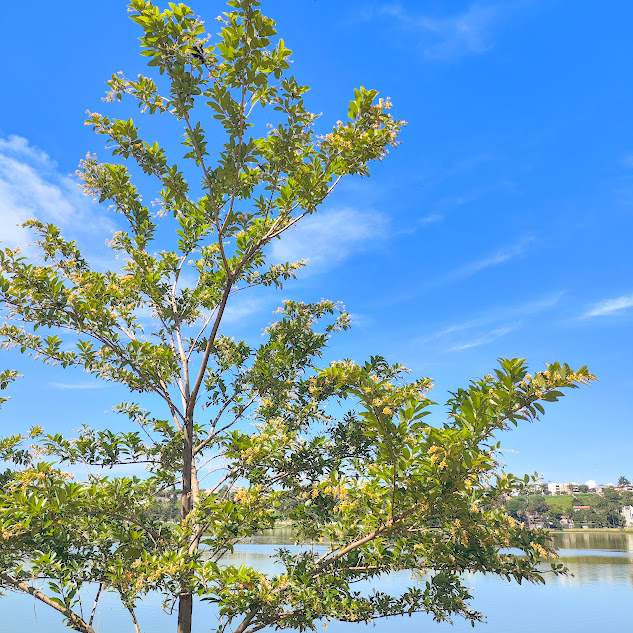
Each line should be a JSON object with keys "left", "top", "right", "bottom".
{"left": 0, "top": 2, "right": 595, "bottom": 633}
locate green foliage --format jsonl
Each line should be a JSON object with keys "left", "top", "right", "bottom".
{"left": 506, "top": 491, "right": 632, "bottom": 530}
{"left": 0, "top": 369, "right": 19, "bottom": 409}
{"left": 0, "top": 2, "right": 595, "bottom": 633}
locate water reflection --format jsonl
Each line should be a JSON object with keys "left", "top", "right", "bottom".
{"left": 550, "top": 530, "right": 633, "bottom": 552}
{"left": 2, "top": 531, "right": 632, "bottom": 632}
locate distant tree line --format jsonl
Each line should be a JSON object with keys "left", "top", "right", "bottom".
{"left": 505, "top": 487, "right": 633, "bottom": 529}
{"left": 147, "top": 478, "right": 633, "bottom": 529}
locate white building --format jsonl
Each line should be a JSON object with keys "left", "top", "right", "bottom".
{"left": 547, "top": 482, "right": 579, "bottom": 495}
{"left": 621, "top": 506, "right": 633, "bottom": 527}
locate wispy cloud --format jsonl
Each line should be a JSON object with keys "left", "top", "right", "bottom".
{"left": 348, "top": 312, "right": 376, "bottom": 329}
{"left": 581, "top": 292, "right": 633, "bottom": 318}
{"left": 269, "top": 207, "right": 387, "bottom": 272}
{"left": 453, "top": 239, "right": 529, "bottom": 278}
{"left": 449, "top": 323, "right": 518, "bottom": 351}
{"left": 220, "top": 295, "right": 273, "bottom": 327}
{"left": 0, "top": 134, "right": 113, "bottom": 248}
{"left": 50, "top": 382, "right": 107, "bottom": 390}
{"left": 361, "top": 3, "right": 505, "bottom": 61}
{"left": 419, "top": 213, "right": 443, "bottom": 226}
{"left": 0, "top": 135, "right": 51, "bottom": 164}
{"left": 421, "top": 292, "right": 563, "bottom": 344}
{"left": 431, "top": 237, "right": 532, "bottom": 287}
{"left": 415, "top": 292, "right": 563, "bottom": 353}
{"left": 431, "top": 179, "right": 519, "bottom": 216}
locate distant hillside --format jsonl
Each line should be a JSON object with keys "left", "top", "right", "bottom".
{"left": 505, "top": 490, "right": 633, "bottom": 529}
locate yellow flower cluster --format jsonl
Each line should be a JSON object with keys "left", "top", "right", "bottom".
{"left": 450, "top": 519, "right": 469, "bottom": 545}
{"left": 323, "top": 484, "right": 348, "bottom": 500}
{"left": 529, "top": 541, "right": 557, "bottom": 559}
{"left": 234, "top": 488, "right": 249, "bottom": 505}
{"left": 0, "top": 526, "right": 23, "bottom": 540}
{"left": 428, "top": 445, "right": 449, "bottom": 469}
{"left": 14, "top": 470, "right": 48, "bottom": 489}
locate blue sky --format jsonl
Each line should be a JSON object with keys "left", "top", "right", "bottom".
{"left": 0, "top": 0, "right": 631, "bottom": 485}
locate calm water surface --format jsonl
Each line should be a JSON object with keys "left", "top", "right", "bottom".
{"left": 3, "top": 531, "right": 631, "bottom": 632}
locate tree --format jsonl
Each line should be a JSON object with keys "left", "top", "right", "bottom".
{"left": 504, "top": 496, "right": 529, "bottom": 523}
{"left": 527, "top": 498, "right": 550, "bottom": 517}
{"left": 541, "top": 509, "right": 563, "bottom": 530}
{"left": 618, "top": 476, "right": 630, "bottom": 487}
{"left": 0, "top": 2, "right": 596, "bottom": 633}
{"left": 595, "top": 489, "right": 627, "bottom": 528}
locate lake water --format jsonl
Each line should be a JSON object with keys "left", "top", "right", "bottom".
{"left": 2, "top": 531, "right": 632, "bottom": 632}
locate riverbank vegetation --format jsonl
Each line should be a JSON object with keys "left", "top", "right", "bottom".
{"left": 506, "top": 488, "right": 633, "bottom": 529}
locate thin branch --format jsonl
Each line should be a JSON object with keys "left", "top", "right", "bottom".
{"left": 181, "top": 112, "right": 220, "bottom": 218}
{"left": 94, "top": 511, "right": 160, "bottom": 547}
{"left": 208, "top": 466, "right": 240, "bottom": 493}
{"left": 187, "top": 282, "right": 233, "bottom": 418}
{"left": 226, "top": 80, "right": 248, "bottom": 221}
{"left": 186, "top": 307, "right": 218, "bottom": 362}
{"left": 313, "top": 503, "right": 422, "bottom": 573}
{"left": 0, "top": 573, "right": 95, "bottom": 633}
{"left": 169, "top": 255, "right": 191, "bottom": 404}
{"left": 125, "top": 602, "right": 142, "bottom": 633}
{"left": 194, "top": 397, "right": 255, "bottom": 455}
{"left": 266, "top": 175, "right": 344, "bottom": 241}
{"left": 159, "top": 378, "right": 185, "bottom": 431}
{"left": 312, "top": 564, "right": 389, "bottom": 579}
{"left": 89, "top": 583, "right": 103, "bottom": 627}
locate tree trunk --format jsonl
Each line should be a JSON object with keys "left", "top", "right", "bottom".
{"left": 191, "top": 462, "right": 200, "bottom": 507}
{"left": 181, "top": 416, "right": 194, "bottom": 521}
{"left": 0, "top": 573, "right": 96, "bottom": 633}
{"left": 177, "top": 593, "right": 193, "bottom": 633}
{"left": 178, "top": 415, "right": 194, "bottom": 633}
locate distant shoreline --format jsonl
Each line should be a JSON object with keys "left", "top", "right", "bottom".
{"left": 550, "top": 528, "right": 633, "bottom": 533}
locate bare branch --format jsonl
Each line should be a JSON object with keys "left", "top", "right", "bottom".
{"left": 0, "top": 573, "right": 95, "bottom": 633}
{"left": 89, "top": 583, "right": 103, "bottom": 627}
{"left": 125, "top": 602, "right": 142, "bottom": 633}
{"left": 194, "top": 397, "right": 255, "bottom": 455}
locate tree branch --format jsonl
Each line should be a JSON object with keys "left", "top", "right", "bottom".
{"left": 89, "top": 583, "right": 103, "bottom": 627}
{"left": 0, "top": 573, "right": 95, "bottom": 633}
{"left": 125, "top": 602, "right": 142, "bottom": 633}
{"left": 194, "top": 397, "right": 254, "bottom": 456}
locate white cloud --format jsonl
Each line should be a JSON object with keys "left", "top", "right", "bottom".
{"left": 269, "top": 207, "right": 387, "bottom": 271}
{"left": 421, "top": 292, "right": 563, "bottom": 344}
{"left": 220, "top": 295, "right": 272, "bottom": 326}
{"left": 0, "top": 134, "right": 113, "bottom": 248}
{"left": 50, "top": 382, "right": 107, "bottom": 390}
{"left": 431, "top": 237, "right": 532, "bottom": 287}
{"left": 419, "top": 213, "right": 443, "bottom": 226}
{"left": 455, "top": 240, "right": 528, "bottom": 276}
{"left": 0, "top": 134, "right": 52, "bottom": 165}
{"left": 449, "top": 323, "right": 518, "bottom": 351}
{"left": 366, "top": 3, "right": 504, "bottom": 61}
{"left": 413, "top": 292, "right": 562, "bottom": 354}
{"left": 581, "top": 293, "right": 633, "bottom": 318}
{"left": 348, "top": 312, "right": 375, "bottom": 329}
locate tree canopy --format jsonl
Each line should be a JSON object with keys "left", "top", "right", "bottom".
{"left": 0, "top": 2, "right": 595, "bottom": 633}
